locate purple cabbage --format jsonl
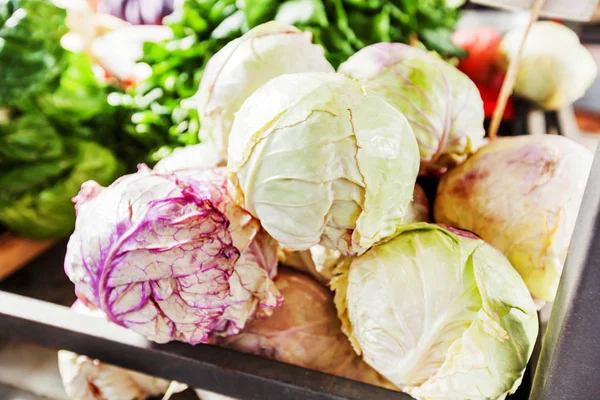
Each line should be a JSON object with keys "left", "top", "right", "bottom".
{"left": 64, "top": 166, "right": 282, "bottom": 345}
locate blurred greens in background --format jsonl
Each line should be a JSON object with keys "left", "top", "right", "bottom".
{"left": 0, "top": 0, "right": 463, "bottom": 239}
{"left": 116, "top": 0, "right": 465, "bottom": 164}
{"left": 0, "top": 0, "right": 128, "bottom": 238}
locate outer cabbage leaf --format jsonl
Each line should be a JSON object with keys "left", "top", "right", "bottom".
{"left": 64, "top": 166, "right": 282, "bottom": 344}
{"left": 197, "top": 21, "right": 334, "bottom": 156}
{"left": 228, "top": 72, "right": 419, "bottom": 256}
{"left": 435, "top": 135, "right": 593, "bottom": 302}
{"left": 403, "top": 183, "right": 430, "bottom": 225}
{"left": 332, "top": 223, "right": 538, "bottom": 400}
{"left": 283, "top": 183, "right": 430, "bottom": 282}
{"left": 339, "top": 43, "right": 485, "bottom": 175}
{"left": 0, "top": 139, "right": 122, "bottom": 238}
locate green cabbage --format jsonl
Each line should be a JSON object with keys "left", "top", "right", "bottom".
{"left": 283, "top": 183, "right": 430, "bottom": 283}
{"left": 197, "top": 21, "right": 334, "bottom": 156}
{"left": 332, "top": 223, "right": 538, "bottom": 399}
{"left": 228, "top": 72, "right": 420, "bottom": 256}
{"left": 339, "top": 43, "right": 485, "bottom": 175}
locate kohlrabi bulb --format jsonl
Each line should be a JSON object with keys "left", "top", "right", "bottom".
{"left": 339, "top": 43, "right": 485, "bottom": 176}
{"left": 197, "top": 21, "right": 334, "bottom": 156}
{"left": 435, "top": 135, "right": 593, "bottom": 303}
{"left": 332, "top": 223, "right": 538, "bottom": 400}
{"left": 228, "top": 72, "right": 420, "bottom": 256}
{"left": 65, "top": 166, "right": 282, "bottom": 345}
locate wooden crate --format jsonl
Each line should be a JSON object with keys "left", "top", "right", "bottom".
{"left": 0, "top": 233, "right": 55, "bottom": 281}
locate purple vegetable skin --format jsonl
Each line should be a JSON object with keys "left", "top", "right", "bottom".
{"left": 100, "top": 0, "right": 175, "bottom": 25}
{"left": 65, "top": 166, "right": 282, "bottom": 345}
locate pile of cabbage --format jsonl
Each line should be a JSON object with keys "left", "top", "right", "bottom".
{"left": 61, "top": 21, "right": 594, "bottom": 400}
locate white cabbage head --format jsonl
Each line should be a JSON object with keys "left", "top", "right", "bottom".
{"left": 228, "top": 72, "right": 420, "bottom": 256}
{"left": 332, "top": 223, "right": 538, "bottom": 400}
{"left": 499, "top": 21, "right": 598, "bottom": 110}
{"left": 339, "top": 43, "right": 485, "bottom": 176}
{"left": 435, "top": 135, "right": 593, "bottom": 303}
{"left": 197, "top": 21, "right": 334, "bottom": 156}
{"left": 65, "top": 166, "right": 282, "bottom": 345}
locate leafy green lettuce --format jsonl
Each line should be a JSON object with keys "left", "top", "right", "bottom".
{"left": 0, "top": 1, "right": 133, "bottom": 238}
{"left": 0, "top": 114, "right": 123, "bottom": 238}
{"left": 333, "top": 223, "right": 538, "bottom": 399}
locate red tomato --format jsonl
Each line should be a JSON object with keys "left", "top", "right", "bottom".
{"left": 452, "top": 26, "right": 503, "bottom": 85}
